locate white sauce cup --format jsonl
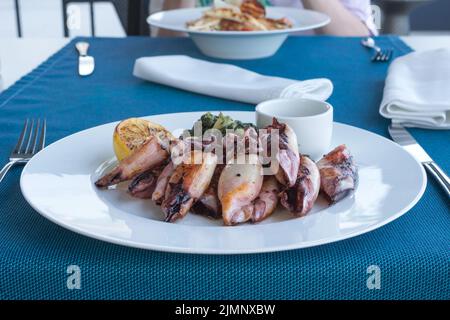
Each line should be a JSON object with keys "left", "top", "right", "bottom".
{"left": 256, "top": 98, "right": 333, "bottom": 160}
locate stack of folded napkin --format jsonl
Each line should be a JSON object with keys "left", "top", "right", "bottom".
{"left": 133, "top": 55, "right": 333, "bottom": 104}
{"left": 380, "top": 48, "right": 450, "bottom": 129}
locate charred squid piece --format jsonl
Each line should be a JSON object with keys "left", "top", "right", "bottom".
{"left": 162, "top": 151, "right": 218, "bottom": 222}
{"left": 252, "top": 175, "right": 281, "bottom": 223}
{"left": 191, "top": 189, "right": 222, "bottom": 219}
{"left": 218, "top": 154, "right": 263, "bottom": 226}
{"left": 262, "top": 118, "right": 300, "bottom": 187}
{"left": 153, "top": 136, "right": 215, "bottom": 206}
{"left": 191, "top": 165, "right": 224, "bottom": 219}
{"left": 128, "top": 163, "right": 166, "bottom": 199}
{"left": 127, "top": 171, "right": 157, "bottom": 199}
{"left": 280, "top": 155, "right": 320, "bottom": 217}
{"left": 151, "top": 161, "right": 175, "bottom": 205}
{"left": 316, "top": 144, "right": 358, "bottom": 204}
{"left": 95, "top": 136, "right": 169, "bottom": 188}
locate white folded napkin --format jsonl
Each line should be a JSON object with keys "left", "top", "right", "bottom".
{"left": 133, "top": 55, "right": 333, "bottom": 104}
{"left": 380, "top": 48, "right": 450, "bottom": 129}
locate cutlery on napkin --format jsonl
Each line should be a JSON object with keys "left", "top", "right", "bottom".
{"left": 76, "top": 41, "right": 95, "bottom": 76}
{"left": 380, "top": 48, "right": 450, "bottom": 129}
{"left": 133, "top": 55, "right": 333, "bottom": 104}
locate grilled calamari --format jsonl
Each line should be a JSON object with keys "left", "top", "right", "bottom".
{"left": 280, "top": 155, "right": 321, "bottom": 216}
{"left": 218, "top": 154, "right": 263, "bottom": 225}
{"left": 162, "top": 151, "right": 218, "bottom": 222}
{"left": 316, "top": 144, "right": 358, "bottom": 203}
{"left": 95, "top": 112, "right": 359, "bottom": 226}
{"left": 261, "top": 118, "right": 300, "bottom": 187}
{"left": 251, "top": 175, "right": 280, "bottom": 223}
{"left": 151, "top": 161, "right": 175, "bottom": 205}
{"left": 191, "top": 165, "right": 224, "bottom": 219}
{"left": 95, "top": 136, "right": 169, "bottom": 188}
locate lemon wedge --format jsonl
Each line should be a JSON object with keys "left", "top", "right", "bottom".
{"left": 113, "top": 118, "right": 172, "bottom": 161}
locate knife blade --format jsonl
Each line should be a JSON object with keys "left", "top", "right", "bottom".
{"left": 75, "top": 42, "right": 94, "bottom": 76}
{"left": 388, "top": 123, "right": 450, "bottom": 198}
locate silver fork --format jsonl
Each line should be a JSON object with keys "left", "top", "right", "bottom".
{"left": 361, "top": 37, "right": 393, "bottom": 62}
{"left": 0, "top": 119, "right": 46, "bottom": 183}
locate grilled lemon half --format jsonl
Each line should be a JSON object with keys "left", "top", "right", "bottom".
{"left": 113, "top": 118, "right": 173, "bottom": 161}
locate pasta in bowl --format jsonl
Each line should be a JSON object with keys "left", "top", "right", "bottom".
{"left": 187, "top": 0, "right": 292, "bottom": 32}
{"left": 147, "top": 1, "right": 330, "bottom": 59}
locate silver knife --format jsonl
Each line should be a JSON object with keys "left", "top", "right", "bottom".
{"left": 75, "top": 41, "right": 95, "bottom": 76}
{"left": 388, "top": 123, "right": 450, "bottom": 198}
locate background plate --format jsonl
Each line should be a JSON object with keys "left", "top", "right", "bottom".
{"left": 147, "top": 7, "right": 331, "bottom": 35}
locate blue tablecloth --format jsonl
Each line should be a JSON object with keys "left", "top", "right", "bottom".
{"left": 0, "top": 36, "right": 448, "bottom": 300}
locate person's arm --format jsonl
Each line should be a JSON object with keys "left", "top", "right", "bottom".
{"left": 302, "top": 0, "right": 370, "bottom": 36}
{"left": 155, "top": 0, "right": 197, "bottom": 37}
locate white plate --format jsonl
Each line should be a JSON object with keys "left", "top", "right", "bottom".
{"left": 147, "top": 7, "right": 330, "bottom": 59}
{"left": 20, "top": 112, "right": 426, "bottom": 254}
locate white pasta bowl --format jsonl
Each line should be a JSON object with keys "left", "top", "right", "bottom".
{"left": 147, "top": 7, "right": 330, "bottom": 60}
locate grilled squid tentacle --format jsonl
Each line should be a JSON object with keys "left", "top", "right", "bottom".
{"left": 251, "top": 175, "right": 280, "bottom": 223}
{"left": 276, "top": 147, "right": 300, "bottom": 187}
{"left": 151, "top": 161, "right": 175, "bottom": 205}
{"left": 316, "top": 144, "right": 358, "bottom": 203}
{"left": 95, "top": 136, "right": 169, "bottom": 188}
{"left": 191, "top": 165, "right": 224, "bottom": 219}
{"left": 262, "top": 118, "right": 300, "bottom": 187}
{"left": 162, "top": 151, "right": 218, "bottom": 222}
{"left": 128, "top": 162, "right": 168, "bottom": 199}
{"left": 191, "top": 188, "right": 222, "bottom": 219}
{"left": 280, "top": 155, "right": 320, "bottom": 216}
{"left": 128, "top": 171, "right": 158, "bottom": 199}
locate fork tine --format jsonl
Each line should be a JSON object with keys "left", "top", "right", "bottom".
{"left": 376, "top": 51, "right": 384, "bottom": 62}
{"left": 24, "top": 119, "right": 35, "bottom": 154}
{"left": 386, "top": 50, "right": 393, "bottom": 61}
{"left": 37, "top": 119, "right": 46, "bottom": 151}
{"left": 12, "top": 119, "right": 29, "bottom": 154}
{"left": 30, "top": 119, "right": 40, "bottom": 154}
{"left": 371, "top": 52, "right": 380, "bottom": 62}
{"left": 382, "top": 50, "right": 393, "bottom": 62}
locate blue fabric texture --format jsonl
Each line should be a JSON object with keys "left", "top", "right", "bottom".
{"left": 0, "top": 36, "right": 448, "bottom": 300}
